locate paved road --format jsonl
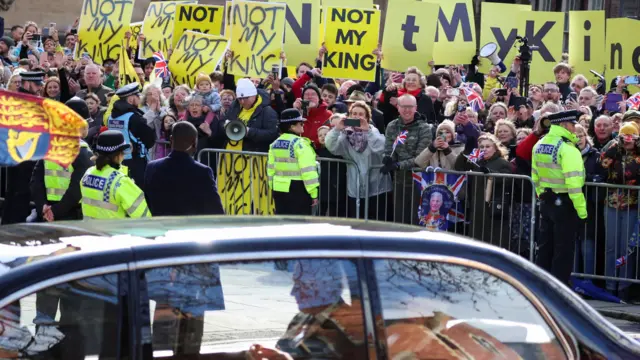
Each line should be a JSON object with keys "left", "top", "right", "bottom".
{"left": 606, "top": 316, "right": 640, "bottom": 339}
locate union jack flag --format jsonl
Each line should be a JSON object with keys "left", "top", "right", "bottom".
{"left": 153, "top": 51, "right": 170, "bottom": 79}
{"left": 460, "top": 82, "right": 485, "bottom": 112}
{"left": 392, "top": 130, "right": 408, "bottom": 154}
{"left": 627, "top": 92, "right": 640, "bottom": 110}
{"left": 466, "top": 148, "right": 484, "bottom": 164}
{"left": 413, "top": 169, "right": 467, "bottom": 229}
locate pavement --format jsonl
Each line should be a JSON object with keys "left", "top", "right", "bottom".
{"left": 587, "top": 300, "right": 640, "bottom": 338}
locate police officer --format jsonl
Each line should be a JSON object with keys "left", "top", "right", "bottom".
{"left": 532, "top": 109, "right": 587, "bottom": 285}
{"left": 30, "top": 98, "right": 94, "bottom": 221}
{"left": 80, "top": 130, "right": 151, "bottom": 219}
{"left": 267, "top": 109, "right": 319, "bottom": 215}
{"left": 1, "top": 71, "right": 46, "bottom": 225}
{"left": 107, "top": 82, "right": 156, "bottom": 190}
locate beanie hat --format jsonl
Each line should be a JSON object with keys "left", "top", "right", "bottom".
{"left": 436, "top": 120, "right": 455, "bottom": 136}
{"left": 619, "top": 122, "right": 639, "bottom": 136}
{"left": 196, "top": 73, "right": 211, "bottom": 86}
{"left": 0, "top": 36, "right": 14, "bottom": 48}
{"left": 65, "top": 97, "right": 90, "bottom": 120}
{"left": 622, "top": 110, "right": 640, "bottom": 123}
{"left": 302, "top": 83, "right": 321, "bottom": 100}
{"left": 236, "top": 78, "right": 257, "bottom": 98}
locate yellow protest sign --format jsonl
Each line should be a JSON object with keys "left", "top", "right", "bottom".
{"left": 422, "top": 0, "right": 475, "bottom": 65}
{"left": 104, "top": 41, "right": 140, "bottom": 125}
{"left": 173, "top": 4, "right": 224, "bottom": 49}
{"left": 606, "top": 18, "right": 640, "bottom": 79}
{"left": 141, "top": 0, "right": 196, "bottom": 58}
{"left": 271, "top": 0, "right": 320, "bottom": 66}
{"left": 228, "top": 0, "right": 287, "bottom": 78}
{"left": 518, "top": 11, "right": 564, "bottom": 84}
{"left": 217, "top": 154, "right": 275, "bottom": 215}
{"left": 569, "top": 11, "right": 605, "bottom": 79}
{"left": 224, "top": 1, "right": 232, "bottom": 38}
{"left": 129, "top": 21, "right": 143, "bottom": 53}
{"left": 169, "top": 31, "right": 228, "bottom": 88}
{"left": 478, "top": 3, "right": 530, "bottom": 74}
{"left": 323, "top": 7, "right": 380, "bottom": 81}
{"left": 381, "top": 0, "right": 438, "bottom": 73}
{"left": 75, "top": 0, "right": 135, "bottom": 64}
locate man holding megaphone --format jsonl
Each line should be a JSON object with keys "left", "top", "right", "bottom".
{"left": 214, "top": 78, "right": 279, "bottom": 152}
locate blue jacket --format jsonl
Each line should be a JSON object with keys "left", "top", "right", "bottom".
{"left": 144, "top": 151, "right": 224, "bottom": 216}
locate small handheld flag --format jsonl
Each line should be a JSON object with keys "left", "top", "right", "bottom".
{"left": 465, "top": 148, "right": 484, "bottom": 164}
{"left": 391, "top": 130, "right": 408, "bottom": 155}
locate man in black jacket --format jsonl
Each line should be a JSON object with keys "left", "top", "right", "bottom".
{"left": 30, "top": 97, "right": 95, "bottom": 221}
{"left": 107, "top": 82, "right": 156, "bottom": 189}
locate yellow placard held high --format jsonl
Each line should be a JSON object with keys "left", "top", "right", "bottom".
{"left": 224, "top": 1, "right": 233, "bottom": 38}
{"left": 271, "top": 0, "right": 320, "bottom": 66}
{"left": 129, "top": 21, "right": 143, "bottom": 53}
{"left": 381, "top": 0, "right": 438, "bottom": 74}
{"left": 173, "top": 4, "right": 224, "bottom": 49}
{"left": 422, "top": 0, "right": 476, "bottom": 65}
{"left": 569, "top": 11, "right": 605, "bottom": 80}
{"left": 169, "top": 31, "right": 228, "bottom": 88}
{"left": 479, "top": 3, "right": 530, "bottom": 74}
{"left": 228, "top": 0, "right": 287, "bottom": 78}
{"left": 606, "top": 18, "right": 640, "bottom": 80}
{"left": 518, "top": 11, "right": 564, "bottom": 84}
{"left": 141, "top": 0, "right": 196, "bottom": 59}
{"left": 323, "top": 6, "right": 380, "bottom": 81}
{"left": 75, "top": 0, "right": 135, "bottom": 63}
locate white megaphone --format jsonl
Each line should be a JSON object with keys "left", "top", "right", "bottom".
{"left": 479, "top": 42, "right": 507, "bottom": 73}
{"left": 225, "top": 119, "right": 247, "bottom": 141}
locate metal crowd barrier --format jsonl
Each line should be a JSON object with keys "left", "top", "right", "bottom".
{"left": 364, "top": 165, "right": 537, "bottom": 261}
{"left": 573, "top": 182, "right": 640, "bottom": 293}
{"left": 196, "top": 149, "right": 359, "bottom": 218}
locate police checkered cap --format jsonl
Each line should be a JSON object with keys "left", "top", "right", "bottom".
{"left": 115, "top": 83, "right": 141, "bottom": 98}
{"left": 95, "top": 130, "right": 131, "bottom": 154}
{"left": 279, "top": 108, "right": 306, "bottom": 124}
{"left": 20, "top": 71, "right": 45, "bottom": 83}
{"left": 547, "top": 110, "right": 580, "bottom": 124}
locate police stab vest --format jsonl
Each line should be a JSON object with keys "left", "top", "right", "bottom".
{"left": 107, "top": 112, "right": 148, "bottom": 160}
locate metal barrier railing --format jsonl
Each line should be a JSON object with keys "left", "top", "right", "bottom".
{"left": 573, "top": 182, "right": 640, "bottom": 291}
{"left": 197, "top": 149, "right": 359, "bottom": 218}
{"left": 364, "top": 165, "right": 537, "bottom": 261}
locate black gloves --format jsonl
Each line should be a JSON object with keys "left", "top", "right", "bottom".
{"left": 381, "top": 156, "right": 397, "bottom": 174}
{"left": 478, "top": 166, "right": 491, "bottom": 174}
{"left": 382, "top": 155, "right": 393, "bottom": 166}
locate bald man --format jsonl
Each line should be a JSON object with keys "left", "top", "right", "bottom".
{"left": 76, "top": 64, "right": 112, "bottom": 106}
{"left": 144, "top": 121, "right": 224, "bottom": 216}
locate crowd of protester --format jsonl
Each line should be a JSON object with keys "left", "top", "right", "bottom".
{"left": 3, "top": 19, "right": 640, "bottom": 300}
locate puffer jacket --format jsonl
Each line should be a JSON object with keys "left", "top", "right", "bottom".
{"left": 414, "top": 142, "right": 464, "bottom": 170}
{"left": 384, "top": 114, "right": 433, "bottom": 170}
{"left": 301, "top": 102, "right": 333, "bottom": 148}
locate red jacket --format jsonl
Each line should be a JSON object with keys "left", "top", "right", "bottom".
{"left": 292, "top": 72, "right": 312, "bottom": 99}
{"left": 302, "top": 102, "right": 333, "bottom": 148}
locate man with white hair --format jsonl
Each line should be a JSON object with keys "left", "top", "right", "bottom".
{"left": 76, "top": 63, "right": 112, "bottom": 106}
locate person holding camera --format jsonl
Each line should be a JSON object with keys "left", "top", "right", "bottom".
{"left": 414, "top": 120, "right": 463, "bottom": 170}
{"left": 292, "top": 83, "right": 332, "bottom": 148}
{"left": 532, "top": 110, "right": 587, "bottom": 286}
{"left": 267, "top": 109, "right": 319, "bottom": 215}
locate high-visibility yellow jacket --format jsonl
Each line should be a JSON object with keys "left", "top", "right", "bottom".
{"left": 80, "top": 164, "right": 151, "bottom": 219}
{"left": 44, "top": 141, "right": 90, "bottom": 202}
{"left": 532, "top": 125, "right": 587, "bottom": 219}
{"left": 267, "top": 133, "right": 319, "bottom": 198}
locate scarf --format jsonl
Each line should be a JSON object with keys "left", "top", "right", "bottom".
{"left": 346, "top": 129, "right": 368, "bottom": 153}
{"left": 581, "top": 144, "right": 591, "bottom": 156}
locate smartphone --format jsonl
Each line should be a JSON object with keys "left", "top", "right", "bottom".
{"left": 271, "top": 65, "right": 279, "bottom": 79}
{"left": 625, "top": 76, "right": 639, "bottom": 85}
{"left": 567, "top": 92, "right": 578, "bottom": 103}
{"left": 505, "top": 76, "right": 518, "bottom": 89}
{"left": 42, "top": 28, "right": 49, "bottom": 37}
{"left": 50, "top": 22, "right": 56, "bottom": 28}
{"left": 70, "top": 28, "right": 77, "bottom": 35}
{"left": 457, "top": 104, "right": 467, "bottom": 113}
{"left": 447, "top": 88, "right": 459, "bottom": 97}
{"left": 344, "top": 118, "right": 360, "bottom": 127}
{"left": 31, "top": 34, "right": 41, "bottom": 42}
{"left": 495, "top": 88, "right": 508, "bottom": 97}
{"left": 606, "top": 93, "right": 623, "bottom": 113}
{"left": 509, "top": 96, "right": 527, "bottom": 109}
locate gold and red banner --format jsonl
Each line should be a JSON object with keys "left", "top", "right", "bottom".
{"left": 0, "top": 90, "right": 87, "bottom": 167}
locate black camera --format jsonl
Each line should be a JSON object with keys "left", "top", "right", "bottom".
{"left": 301, "top": 100, "right": 309, "bottom": 117}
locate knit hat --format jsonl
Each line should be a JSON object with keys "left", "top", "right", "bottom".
{"left": 196, "top": 73, "right": 211, "bottom": 86}
{"left": 436, "top": 120, "right": 455, "bottom": 136}
{"left": 236, "top": 78, "right": 257, "bottom": 98}
{"left": 622, "top": 110, "right": 640, "bottom": 123}
{"left": 281, "top": 77, "right": 294, "bottom": 87}
{"left": 65, "top": 97, "right": 90, "bottom": 120}
{"left": 619, "top": 122, "right": 639, "bottom": 136}
{"left": 302, "top": 83, "right": 321, "bottom": 100}
{"left": 345, "top": 91, "right": 367, "bottom": 103}
{"left": 0, "top": 36, "right": 14, "bottom": 48}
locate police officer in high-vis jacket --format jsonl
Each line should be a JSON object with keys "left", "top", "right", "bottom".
{"left": 31, "top": 98, "right": 95, "bottom": 221}
{"left": 267, "top": 109, "right": 319, "bottom": 215}
{"left": 80, "top": 130, "right": 151, "bottom": 219}
{"left": 532, "top": 109, "right": 587, "bottom": 285}
{"left": 107, "top": 82, "right": 156, "bottom": 190}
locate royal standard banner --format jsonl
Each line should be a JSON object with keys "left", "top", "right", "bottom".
{"left": 0, "top": 90, "right": 87, "bottom": 167}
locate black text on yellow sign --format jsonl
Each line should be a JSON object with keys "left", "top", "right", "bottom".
{"left": 228, "top": 1, "right": 286, "bottom": 78}
{"left": 142, "top": 0, "right": 195, "bottom": 58}
{"left": 169, "top": 31, "right": 228, "bottom": 88}
{"left": 76, "top": 0, "right": 135, "bottom": 63}
{"left": 173, "top": 5, "right": 224, "bottom": 49}
{"left": 323, "top": 7, "right": 380, "bottom": 81}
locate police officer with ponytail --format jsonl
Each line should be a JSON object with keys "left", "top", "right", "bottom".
{"left": 80, "top": 130, "right": 151, "bottom": 219}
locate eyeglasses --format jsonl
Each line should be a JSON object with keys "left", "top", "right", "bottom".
{"left": 543, "top": 88, "right": 558, "bottom": 93}
{"left": 399, "top": 105, "right": 416, "bottom": 109}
